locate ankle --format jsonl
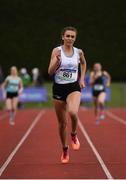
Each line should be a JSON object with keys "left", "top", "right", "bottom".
{"left": 63, "top": 146, "right": 68, "bottom": 151}
{"left": 71, "top": 132, "right": 77, "bottom": 137}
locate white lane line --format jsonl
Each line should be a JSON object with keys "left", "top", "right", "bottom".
{"left": 0, "top": 110, "right": 46, "bottom": 177}
{"left": 78, "top": 119, "right": 113, "bottom": 179}
{"left": 106, "top": 111, "right": 126, "bottom": 126}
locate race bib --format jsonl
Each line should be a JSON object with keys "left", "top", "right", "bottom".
{"left": 56, "top": 69, "right": 77, "bottom": 83}
{"left": 94, "top": 85, "right": 104, "bottom": 91}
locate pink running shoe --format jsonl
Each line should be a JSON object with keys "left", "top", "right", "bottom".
{"left": 100, "top": 111, "right": 105, "bottom": 120}
{"left": 61, "top": 147, "right": 69, "bottom": 164}
{"left": 71, "top": 133, "right": 80, "bottom": 150}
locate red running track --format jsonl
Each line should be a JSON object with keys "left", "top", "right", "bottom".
{"left": 0, "top": 107, "right": 126, "bottom": 179}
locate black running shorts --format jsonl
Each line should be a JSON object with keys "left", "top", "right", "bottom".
{"left": 6, "top": 92, "right": 18, "bottom": 99}
{"left": 53, "top": 81, "right": 81, "bottom": 101}
{"left": 92, "top": 89, "right": 105, "bottom": 97}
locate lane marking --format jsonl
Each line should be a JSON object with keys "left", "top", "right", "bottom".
{"left": 106, "top": 111, "right": 126, "bottom": 126}
{"left": 0, "top": 110, "right": 46, "bottom": 177}
{"left": 78, "top": 119, "right": 113, "bottom": 179}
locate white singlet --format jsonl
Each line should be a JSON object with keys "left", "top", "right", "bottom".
{"left": 54, "top": 46, "right": 80, "bottom": 84}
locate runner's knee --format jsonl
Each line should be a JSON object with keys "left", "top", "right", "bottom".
{"left": 68, "top": 109, "right": 78, "bottom": 118}
{"left": 59, "top": 121, "right": 67, "bottom": 130}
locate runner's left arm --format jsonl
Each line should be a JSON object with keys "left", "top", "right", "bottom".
{"left": 19, "top": 78, "right": 24, "bottom": 94}
{"left": 79, "top": 49, "right": 87, "bottom": 89}
{"left": 103, "top": 71, "right": 111, "bottom": 87}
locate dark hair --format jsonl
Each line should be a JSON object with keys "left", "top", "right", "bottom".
{"left": 61, "top": 26, "right": 78, "bottom": 37}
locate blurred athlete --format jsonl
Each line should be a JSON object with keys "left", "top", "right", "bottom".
{"left": 1, "top": 66, "right": 23, "bottom": 125}
{"left": 90, "top": 63, "right": 111, "bottom": 124}
{"left": 48, "top": 26, "right": 86, "bottom": 163}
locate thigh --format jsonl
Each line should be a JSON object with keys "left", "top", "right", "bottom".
{"left": 6, "top": 98, "right": 12, "bottom": 110}
{"left": 12, "top": 97, "right": 19, "bottom": 110}
{"left": 98, "top": 92, "right": 106, "bottom": 103}
{"left": 53, "top": 99, "right": 67, "bottom": 123}
{"left": 66, "top": 91, "right": 81, "bottom": 113}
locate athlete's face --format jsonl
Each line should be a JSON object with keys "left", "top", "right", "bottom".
{"left": 93, "top": 63, "right": 102, "bottom": 72}
{"left": 62, "top": 30, "right": 76, "bottom": 46}
{"left": 11, "top": 67, "right": 17, "bottom": 76}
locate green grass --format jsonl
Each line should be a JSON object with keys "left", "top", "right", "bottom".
{"left": 107, "top": 82, "right": 126, "bottom": 107}
{"left": 44, "top": 82, "right": 126, "bottom": 108}
{"left": 0, "top": 82, "right": 126, "bottom": 109}
{"left": 82, "top": 83, "right": 126, "bottom": 108}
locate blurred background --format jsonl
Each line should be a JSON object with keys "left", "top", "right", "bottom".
{"left": 0, "top": 0, "right": 126, "bottom": 107}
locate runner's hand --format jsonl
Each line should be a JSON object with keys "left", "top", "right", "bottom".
{"left": 55, "top": 49, "right": 61, "bottom": 61}
{"left": 55, "top": 50, "right": 61, "bottom": 70}
{"left": 79, "top": 79, "right": 86, "bottom": 89}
